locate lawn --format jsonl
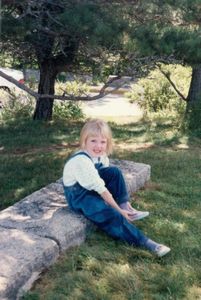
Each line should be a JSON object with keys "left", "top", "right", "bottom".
{"left": 1, "top": 117, "right": 201, "bottom": 299}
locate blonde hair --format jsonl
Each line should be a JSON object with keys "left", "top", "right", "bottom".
{"left": 80, "top": 119, "right": 113, "bottom": 155}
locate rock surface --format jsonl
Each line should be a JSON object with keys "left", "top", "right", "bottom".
{"left": 0, "top": 160, "right": 150, "bottom": 299}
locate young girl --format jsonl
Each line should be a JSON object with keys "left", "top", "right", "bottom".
{"left": 63, "top": 119, "right": 171, "bottom": 257}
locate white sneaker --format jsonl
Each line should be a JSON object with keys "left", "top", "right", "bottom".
{"left": 154, "top": 244, "right": 171, "bottom": 257}
{"left": 129, "top": 211, "right": 149, "bottom": 221}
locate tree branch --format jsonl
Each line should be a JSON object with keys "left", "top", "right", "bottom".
{"left": 156, "top": 64, "right": 187, "bottom": 102}
{"left": 0, "top": 70, "right": 129, "bottom": 102}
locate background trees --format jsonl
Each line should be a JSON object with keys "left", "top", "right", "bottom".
{"left": 1, "top": 0, "right": 201, "bottom": 127}
{"left": 129, "top": 0, "right": 201, "bottom": 118}
{"left": 1, "top": 0, "right": 129, "bottom": 120}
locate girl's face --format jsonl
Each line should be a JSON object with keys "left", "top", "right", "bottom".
{"left": 84, "top": 134, "right": 107, "bottom": 157}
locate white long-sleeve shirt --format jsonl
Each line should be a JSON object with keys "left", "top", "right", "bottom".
{"left": 63, "top": 151, "right": 109, "bottom": 194}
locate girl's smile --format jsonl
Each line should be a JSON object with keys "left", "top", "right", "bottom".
{"left": 84, "top": 135, "right": 107, "bottom": 157}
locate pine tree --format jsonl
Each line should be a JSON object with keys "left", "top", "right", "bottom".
{"left": 1, "top": 1, "right": 128, "bottom": 120}
{"left": 130, "top": 0, "right": 201, "bottom": 124}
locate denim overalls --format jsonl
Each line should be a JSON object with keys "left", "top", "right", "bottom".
{"left": 63, "top": 151, "right": 148, "bottom": 247}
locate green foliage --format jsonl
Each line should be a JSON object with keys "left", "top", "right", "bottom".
{"left": 53, "top": 80, "right": 87, "bottom": 120}
{"left": 53, "top": 101, "right": 84, "bottom": 121}
{"left": 0, "top": 91, "right": 34, "bottom": 123}
{"left": 0, "top": 80, "right": 86, "bottom": 123}
{"left": 56, "top": 80, "right": 90, "bottom": 97}
{"left": 21, "top": 293, "right": 39, "bottom": 300}
{"left": 128, "top": 1, "right": 201, "bottom": 127}
{"left": 1, "top": 2, "right": 128, "bottom": 69}
{"left": 58, "top": 3, "right": 127, "bottom": 49}
{"left": 1, "top": 1, "right": 131, "bottom": 120}
{"left": 126, "top": 64, "right": 190, "bottom": 119}
{"left": 131, "top": 1, "right": 201, "bottom": 64}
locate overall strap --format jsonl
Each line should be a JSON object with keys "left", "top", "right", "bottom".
{"left": 68, "top": 151, "right": 93, "bottom": 162}
{"left": 66, "top": 151, "right": 104, "bottom": 171}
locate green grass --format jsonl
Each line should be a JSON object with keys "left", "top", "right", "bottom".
{"left": 0, "top": 119, "right": 83, "bottom": 209}
{"left": 1, "top": 117, "right": 201, "bottom": 299}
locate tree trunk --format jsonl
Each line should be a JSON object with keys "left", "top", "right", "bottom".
{"left": 186, "top": 65, "right": 201, "bottom": 130}
{"left": 186, "top": 65, "right": 201, "bottom": 110}
{"left": 33, "top": 60, "right": 57, "bottom": 120}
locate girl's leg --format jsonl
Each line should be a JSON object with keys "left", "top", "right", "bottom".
{"left": 98, "top": 166, "right": 129, "bottom": 205}
{"left": 81, "top": 193, "right": 149, "bottom": 247}
{"left": 80, "top": 194, "right": 170, "bottom": 256}
{"left": 64, "top": 184, "right": 170, "bottom": 256}
{"left": 98, "top": 166, "right": 149, "bottom": 220}
{"left": 64, "top": 184, "right": 147, "bottom": 246}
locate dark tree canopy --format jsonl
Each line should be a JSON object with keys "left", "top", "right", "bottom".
{"left": 129, "top": 0, "right": 201, "bottom": 112}
{"left": 1, "top": 0, "right": 201, "bottom": 123}
{"left": 1, "top": 0, "right": 131, "bottom": 120}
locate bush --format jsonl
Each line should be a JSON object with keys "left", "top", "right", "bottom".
{"left": 55, "top": 80, "right": 90, "bottom": 97}
{"left": 126, "top": 64, "right": 190, "bottom": 118}
{"left": 53, "top": 80, "right": 88, "bottom": 120}
{"left": 53, "top": 100, "right": 85, "bottom": 121}
{"left": 0, "top": 90, "right": 34, "bottom": 123}
{"left": 0, "top": 80, "right": 87, "bottom": 123}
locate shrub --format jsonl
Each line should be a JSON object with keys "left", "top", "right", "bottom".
{"left": 55, "top": 80, "right": 90, "bottom": 97}
{"left": 0, "top": 90, "right": 34, "bottom": 123}
{"left": 126, "top": 64, "right": 190, "bottom": 118}
{"left": 53, "top": 80, "right": 88, "bottom": 120}
{"left": 53, "top": 100, "right": 85, "bottom": 121}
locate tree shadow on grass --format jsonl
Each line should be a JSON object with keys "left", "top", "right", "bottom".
{"left": 0, "top": 119, "right": 85, "bottom": 210}
{"left": 110, "top": 120, "right": 183, "bottom": 147}
{"left": 0, "top": 119, "right": 83, "bottom": 153}
{"left": 0, "top": 151, "right": 66, "bottom": 210}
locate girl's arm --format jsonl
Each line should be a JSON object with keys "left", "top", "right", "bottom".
{"left": 101, "top": 189, "right": 133, "bottom": 222}
{"left": 64, "top": 155, "right": 106, "bottom": 194}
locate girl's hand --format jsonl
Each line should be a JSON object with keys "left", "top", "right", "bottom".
{"left": 120, "top": 209, "right": 133, "bottom": 222}
{"left": 101, "top": 190, "right": 133, "bottom": 222}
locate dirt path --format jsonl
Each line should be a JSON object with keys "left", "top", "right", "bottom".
{"left": 81, "top": 93, "right": 143, "bottom": 123}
